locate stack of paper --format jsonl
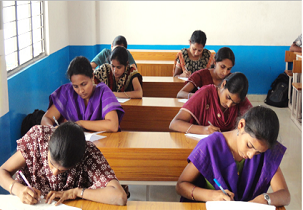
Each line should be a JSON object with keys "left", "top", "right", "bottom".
{"left": 206, "top": 201, "right": 276, "bottom": 210}
{"left": 185, "top": 133, "right": 209, "bottom": 141}
{"left": 84, "top": 131, "right": 106, "bottom": 142}
{"left": 0, "top": 194, "right": 81, "bottom": 210}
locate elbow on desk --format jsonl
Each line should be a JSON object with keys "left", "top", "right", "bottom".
{"left": 112, "top": 190, "right": 128, "bottom": 206}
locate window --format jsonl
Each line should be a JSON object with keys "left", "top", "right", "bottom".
{"left": 2, "top": 1, "right": 45, "bottom": 75}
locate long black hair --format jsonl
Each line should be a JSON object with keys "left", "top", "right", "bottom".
{"left": 48, "top": 121, "right": 86, "bottom": 168}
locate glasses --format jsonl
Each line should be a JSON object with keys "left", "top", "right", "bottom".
{"left": 49, "top": 159, "right": 69, "bottom": 173}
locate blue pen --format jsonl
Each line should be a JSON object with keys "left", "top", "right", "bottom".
{"left": 213, "top": 178, "right": 230, "bottom": 197}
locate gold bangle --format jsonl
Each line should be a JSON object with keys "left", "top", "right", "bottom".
{"left": 186, "top": 124, "right": 193, "bottom": 134}
{"left": 81, "top": 188, "right": 85, "bottom": 199}
{"left": 9, "top": 181, "right": 16, "bottom": 195}
{"left": 191, "top": 186, "right": 196, "bottom": 201}
{"left": 124, "top": 92, "right": 130, "bottom": 98}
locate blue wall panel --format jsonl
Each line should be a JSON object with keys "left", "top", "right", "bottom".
{"left": 7, "top": 47, "right": 70, "bottom": 152}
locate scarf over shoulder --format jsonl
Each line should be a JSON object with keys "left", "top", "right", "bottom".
{"left": 181, "top": 132, "right": 286, "bottom": 202}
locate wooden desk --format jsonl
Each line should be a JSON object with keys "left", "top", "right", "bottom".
{"left": 120, "top": 97, "right": 185, "bottom": 132}
{"left": 137, "top": 60, "right": 174, "bottom": 76}
{"left": 131, "top": 50, "right": 216, "bottom": 76}
{"left": 64, "top": 200, "right": 286, "bottom": 210}
{"left": 143, "top": 76, "right": 186, "bottom": 98}
{"left": 94, "top": 131, "right": 197, "bottom": 182}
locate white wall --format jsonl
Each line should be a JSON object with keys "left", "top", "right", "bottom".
{"left": 0, "top": 29, "right": 9, "bottom": 117}
{"left": 45, "top": 1, "right": 70, "bottom": 54}
{"left": 89, "top": 1, "right": 301, "bottom": 46}
{"left": 67, "top": 1, "right": 97, "bottom": 45}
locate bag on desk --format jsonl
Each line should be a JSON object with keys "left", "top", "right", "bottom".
{"left": 21, "top": 109, "right": 45, "bottom": 136}
{"left": 264, "top": 72, "right": 289, "bottom": 108}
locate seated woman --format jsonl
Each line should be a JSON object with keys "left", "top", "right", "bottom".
{"left": 94, "top": 46, "right": 143, "bottom": 99}
{"left": 177, "top": 47, "right": 235, "bottom": 99}
{"left": 0, "top": 122, "right": 127, "bottom": 206}
{"left": 169, "top": 72, "right": 252, "bottom": 134}
{"left": 176, "top": 106, "right": 290, "bottom": 207}
{"left": 173, "top": 30, "right": 213, "bottom": 78}
{"left": 41, "top": 56, "right": 124, "bottom": 132}
{"left": 91, "top": 35, "right": 137, "bottom": 70}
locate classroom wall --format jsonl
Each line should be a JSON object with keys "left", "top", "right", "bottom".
{"left": 67, "top": 1, "right": 301, "bottom": 94}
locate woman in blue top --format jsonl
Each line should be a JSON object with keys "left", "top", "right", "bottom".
{"left": 91, "top": 35, "right": 137, "bottom": 70}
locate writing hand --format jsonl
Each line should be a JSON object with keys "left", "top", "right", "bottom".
{"left": 17, "top": 186, "right": 41, "bottom": 205}
{"left": 212, "top": 189, "right": 234, "bottom": 201}
{"left": 206, "top": 125, "right": 221, "bottom": 134}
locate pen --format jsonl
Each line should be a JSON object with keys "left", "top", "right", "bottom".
{"left": 213, "top": 178, "right": 230, "bottom": 197}
{"left": 53, "top": 116, "right": 59, "bottom": 126}
{"left": 208, "top": 121, "right": 221, "bottom": 132}
{"left": 18, "top": 170, "right": 34, "bottom": 192}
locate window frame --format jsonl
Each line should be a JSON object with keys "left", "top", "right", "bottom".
{"left": 2, "top": 1, "right": 46, "bottom": 77}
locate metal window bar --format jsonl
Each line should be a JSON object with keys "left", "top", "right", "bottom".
{"left": 3, "top": 1, "right": 45, "bottom": 73}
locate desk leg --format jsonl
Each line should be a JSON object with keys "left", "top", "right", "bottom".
{"left": 146, "top": 185, "right": 150, "bottom": 201}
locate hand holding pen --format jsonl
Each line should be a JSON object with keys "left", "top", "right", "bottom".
{"left": 18, "top": 170, "right": 41, "bottom": 204}
{"left": 207, "top": 121, "right": 221, "bottom": 133}
{"left": 213, "top": 178, "right": 234, "bottom": 201}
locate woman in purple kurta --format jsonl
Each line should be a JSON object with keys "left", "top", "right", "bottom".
{"left": 41, "top": 56, "right": 124, "bottom": 132}
{"left": 176, "top": 106, "right": 290, "bottom": 207}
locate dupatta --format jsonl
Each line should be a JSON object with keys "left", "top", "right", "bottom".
{"left": 94, "top": 64, "right": 142, "bottom": 92}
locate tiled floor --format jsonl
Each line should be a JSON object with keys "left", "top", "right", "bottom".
{"left": 127, "top": 101, "right": 302, "bottom": 210}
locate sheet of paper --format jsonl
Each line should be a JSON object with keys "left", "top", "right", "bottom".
{"left": 178, "top": 99, "right": 188, "bottom": 103}
{"left": 206, "top": 201, "right": 275, "bottom": 210}
{"left": 0, "top": 195, "right": 81, "bottom": 210}
{"left": 84, "top": 131, "right": 106, "bottom": 142}
{"left": 178, "top": 76, "right": 188, "bottom": 81}
{"left": 116, "top": 97, "right": 131, "bottom": 103}
{"left": 185, "top": 133, "right": 209, "bottom": 141}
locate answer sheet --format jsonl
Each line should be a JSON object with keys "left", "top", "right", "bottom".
{"left": 0, "top": 194, "right": 81, "bottom": 210}
{"left": 185, "top": 133, "right": 209, "bottom": 141}
{"left": 84, "top": 131, "right": 106, "bottom": 142}
{"left": 206, "top": 201, "right": 276, "bottom": 210}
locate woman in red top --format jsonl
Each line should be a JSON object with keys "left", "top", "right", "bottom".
{"left": 0, "top": 122, "right": 127, "bottom": 206}
{"left": 170, "top": 72, "right": 252, "bottom": 134}
{"left": 177, "top": 47, "right": 235, "bottom": 99}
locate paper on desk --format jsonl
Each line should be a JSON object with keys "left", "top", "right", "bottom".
{"left": 84, "top": 131, "right": 106, "bottom": 142}
{"left": 116, "top": 97, "right": 131, "bottom": 103}
{"left": 0, "top": 195, "right": 81, "bottom": 210}
{"left": 185, "top": 133, "right": 209, "bottom": 141}
{"left": 206, "top": 201, "right": 275, "bottom": 210}
{"left": 178, "top": 76, "right": 188, "bottom": 81}
{"left": 178, "top": 99, "right": 188, "bottom": 103}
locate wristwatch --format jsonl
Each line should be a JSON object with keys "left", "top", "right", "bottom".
{"left": 263, "top": 193, "right": 271, "bottom": 205}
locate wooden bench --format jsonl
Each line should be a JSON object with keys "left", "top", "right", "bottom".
{"left": 291, "top": 60, "right": 302, "bottom": 130}
{"left": 142, "top": 76, "right": 186, "bottom": 98}
{"left": 120, "top": 97, "right": 186, "bottom": 132}
{"left": 130, "top": 50, "right": 216, "bottom": 76}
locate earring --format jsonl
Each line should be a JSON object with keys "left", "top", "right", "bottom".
{"left": 237, "top": 130, "right": 239, "bottom": 136}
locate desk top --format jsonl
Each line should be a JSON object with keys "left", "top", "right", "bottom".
{"left": 94, "top": 131, "right": 198, "bottom": 149}
{"left": 121, "top": 97, "right": 185, "bottom": 107}
{"left": 143, "top": 76, "right": 186, "bottom": 83}
{"left": 136, "top": 60, "right": 174, "bottom": 64}
{"left": 63, "top": 200, "right": 285, "bottom": 210}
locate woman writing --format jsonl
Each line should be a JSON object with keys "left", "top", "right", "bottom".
{"left": 169, "top": 72, "right": 252, "bottom": 134}
{"left": 176, "top": 106, "right": 290, "bottom": 207}
{"left": 173, "top": 30, "right": 213, "bottom": 78}
{"left": 41, "top": 56, "right": 124, "bottom": 132}
{"left": 0, "top": 122, "right": 127, "bottom": 206}
{"left": 177, "top": 47, "right": 235, "bottom": 99}
{"left": 94, "top": 46, "right": 143, "bottom": 99}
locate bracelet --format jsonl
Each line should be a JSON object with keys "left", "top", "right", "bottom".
{"left": 186, "top": 124, "right": 193, "bottom": 134}
{"left": 124, "top": 92, "right": 130, "bottom": 98}
{"left": 191, "top": 186, "right": 196, "bottom": 201}
{"left": 80, "top": 188, "right": 85, "bottom": 199}
{"left": 188, "top": 93, "right": 190, "bottom": 99}
{"left": 9, "top": 181, "right": 16, "bottom": 195}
